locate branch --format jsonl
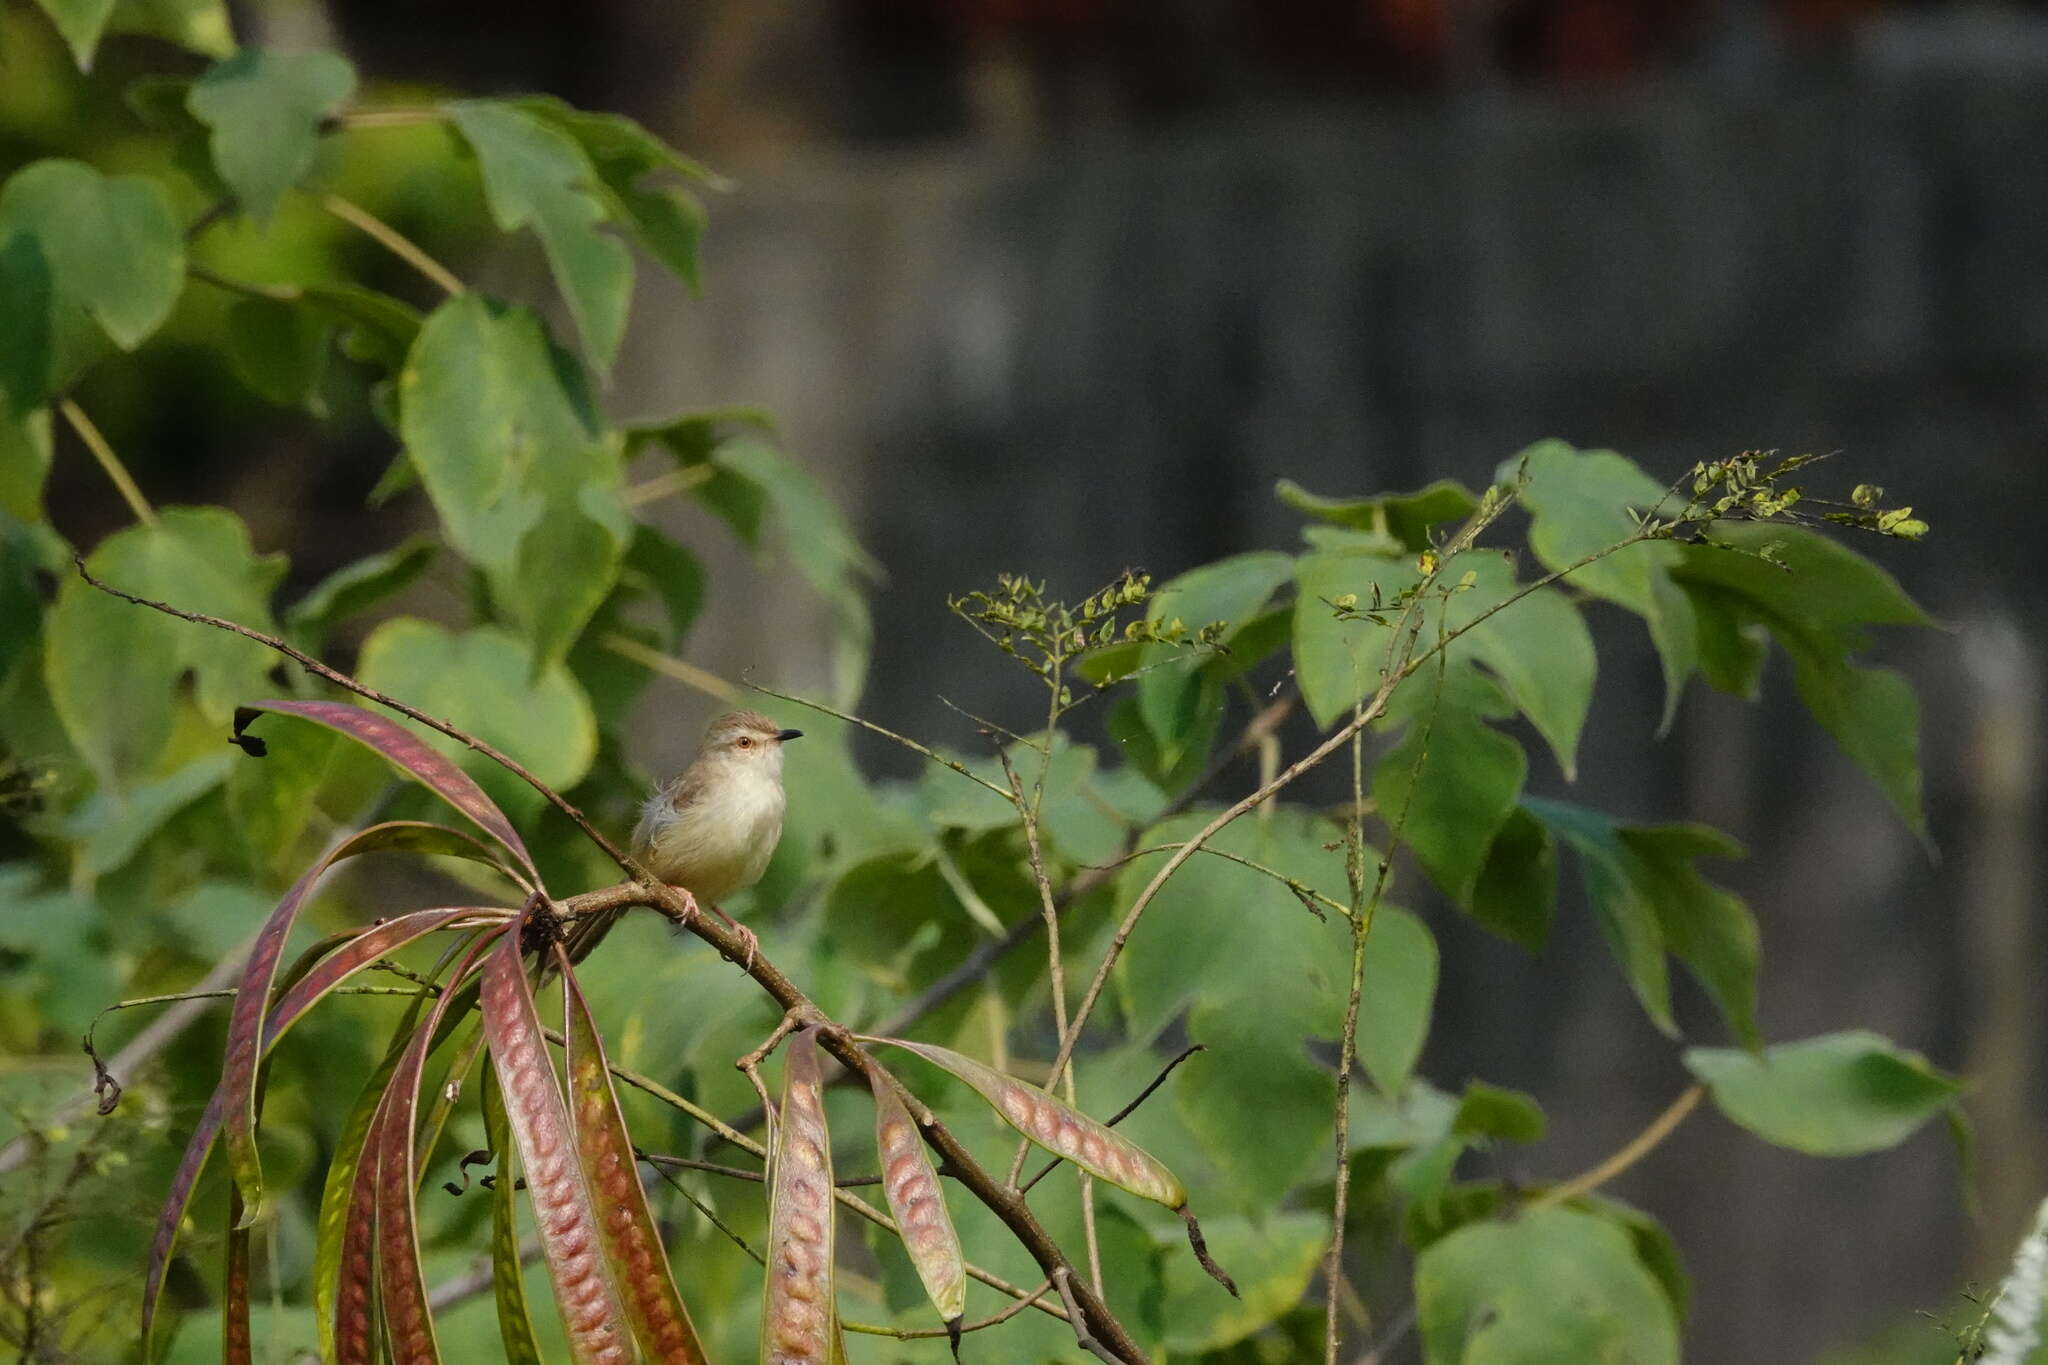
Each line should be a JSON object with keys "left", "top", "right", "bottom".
{"left": 58, "top": 400, "right": 155, "bottom": 527}
{"left": 317, "top": 193, "right": 465, "bottom": 296}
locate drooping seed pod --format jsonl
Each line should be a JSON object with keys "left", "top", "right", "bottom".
{"left": 868, "top": 1038, "right": 1187, "bottom": 1209}
{"left": 868, "top": 1069, "right": 966, "bottom": 1336}
{"left": 762, "top": 1027, "right": 836, "bottom": 1365}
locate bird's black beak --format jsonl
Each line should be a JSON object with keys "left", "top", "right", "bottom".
{"left": 775, "top": 728, "right": 805, "bottom": 743}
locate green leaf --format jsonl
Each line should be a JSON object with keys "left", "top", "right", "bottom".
{"left": 1356, "top": 905, "right": 1437, "bottom": 1097}
{"left": 1527, "top": 798, "right": 1760, "bottom": 1047}
{"left": 46, "top": 507, "right": 286, "bottom": 783}
{"left": 1468, "top": 806, "right": 1557, "bottom": 951}
{"left": 1136, "top": 550, "right": 1295, "bottom": 767}
{"left": 356, "top": 618, "right": 596, "bottom": 820}
{"left": 1442, "top": 550, "right": 1595, "bottom": 778}
{"left": 1452, "top": 1081, "right": 1546, "bottom": 1144}
{"left": 1277, "top": 477, "right": 1478, "bottom": 552}
{"left": 1416, "top": 1207, "right": 1679, "bottom": 1365}
{"left": 449, "top": 100, "right": 633, "bottom": 373}
{"left": 223, "top": 296, "right": 329, "bottom": 410}
{"left": 1675, "top": 523, "right": 1931, "bottom": 836}
{"left": 0, "top": 160, "right": 184, "bottom": 410}
{"left": 1502, "top": 439, "right": 1696, "bottom": 729}
{"left": 0, "top": 407, "right": 52, "bottom": 523}
{"left": 1291, "top": 545, "right": 1417, "bottom": 728}
{"left": 1374, "top": 665, "right": 1526, "bottom": 904}
{"left": 283, "top": 536, "right": 436, "bottom": 651}
{"left": 708, "top": 438, "right": 878, "bottom": 705}
{"left": 297, "top": 282, "right": 421, "bottom": 372}
{"left": 1158, "top": 1212, "right": 1329, "bottom": 1355}
{"left": 1683, "top": 581, "right": 1770, "bottom": 697}
{"left": 187, "top": 49, "right": 356, "bottom": 223}
{"left": 617, "top": 523, "right": 703, "bottom": 647}
{"left": 63, "top": 750, "right": 234, "bottom": 874}
{"left": 31, "top": 0, "right": 117, "bottom": 70}
{"left": 515, "top": 97, "right": 716, "bottom": 290}
{"left": 1684, "top": 1030, "right": 1965, "bottom": 1156}
{"left": 103, "top": 0, "right": 233, "bottom": 60}
{"left": 398, "top": 295, "right": 626, "bottom": 670}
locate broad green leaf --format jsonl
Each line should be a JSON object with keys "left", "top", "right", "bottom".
{"left": 46, "top": 507, "right": 286, "bottom": 783}
{"left": 1277, "top": 477, "right": 1478, "bottom": 551}
{"left": 450, "top": 101, "right": 633, "bottom": 372}
{"left": 1136, "top": 550, "right": 1295, "bottom": 766}
{"left": 1182, "top": 1000, "right": 1335, "bottom": 1210}
{"left": 1443, "top": 550, "right": 1596, "bottom": 777}
{"left": 356, "top": 618, "right": 596, "bottom": 819}
{"left": 63, "top": 750, "right": 234, "bottom": 874}
{"left": 1291, "top": 544, "right": 1417, "bottom": 728}
{"left": 1675, "top": 523, "right": 1930, "bottom": 835}
{"left": 104, "top": 0, "right": 233, "bottom": 60}
{"left": 399, "top": 295, "right": 627, "bottom": 669}
{"left": 1451, "top": 1081, "right": 1545, "bottom": 1143}
{"left": 1502, "top": 439, "right": 1696, "bottom": 729}
{"left": 0, "top": 407, "right": 52, "bottom": 522}
{"left": 710, "top": 439, "right": 878, "bottom": 705}
{"left": 31, "top": 0, "right": 117, "bottom": 69}
{"left": 223, "top": 296, "right": 329, "bottom": 410}
{"left": 515, "top": 97, "right": 716, "bottom": 290}
{"left": 618, "top": 523, "right": 704, "bottom": 647}
{"left": 1374, "top": 666, "right": 1526, "bottom": 904}
{"left": 1157, "top": 1211, "right": 1328, "bottom": 1354}
{"left": 1528, "top": 798, "right": 1760, "bottom": 1047}
{"left": 1684, "top": 1030, "right": 1964, "bottom": 1156}
{"left": 0, "top": 160, "right": 184, "bottom": 410}
{"left": 298, "top": 282, "right": 421, "bottom": 372}
{"left": 1416, "top": 1207, "right": 1678, "bottom": 1365}
{"left": 1468, "top": 806, "right": 1557, "bottom": 951}
{"left": 1356, "top": 905, "right": 1437, "bottom": 1097}
{"left": 1683, "top": 580, "right": 1770, "bottom": 697}
{"left": 187, "top": 49, "right": 356, "bottom": 222}
{"left": 283, "top": 536, "right": 436, "bottom": 650}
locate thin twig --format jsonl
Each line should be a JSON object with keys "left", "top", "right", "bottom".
{"left": 621, "top": 463, "right": 714, "bottom": 508}
{"left": 57, "top": 400, "right": 154, "bottom": 526}
{"left": 318, "top": 192, "right": 465, "bottom": 296}
{"left": 1528, "top": 1085, "right": 1705, "bottom": 1211}
{"left": 1093, "top": 843, "right": 1350, "bottom": 921}
{"left": 746, "top": 682, "right": 1017, "bottom": 803}
{"left": 339, "top": 108, "right": 446, "bottom": 130}
{"left": 842, "top": 1278, "right": 1056, "bottom": 1340}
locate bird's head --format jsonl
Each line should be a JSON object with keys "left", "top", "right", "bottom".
{"left": 698, "top": 709, "right": 803, "bottom": 776}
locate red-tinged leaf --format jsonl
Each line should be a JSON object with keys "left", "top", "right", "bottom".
{"left": 221, "top": 820, "right": 522, "bottom": 1230}
{"left": 483, "top": 1064, "right": 546, "bottom": 1365}
{"left": 480, "top": 925, "right": 634, "bottom": 1365}
{"left": 146, "top": 908, "right": 502, "bottom": 1358}
{"left": 234, "top": 699, "right": 539, "bottom": 878}
{"left": 335, "top": 1089, "right": 386, "bottom": 1365}
{"left": 868, "top": 1037, "right": 1188, "bottom": 1209}
{"left": 869, "top": 1072, "right": 965, "bottom": 1326}
{"left": 224, "top": 1189, "right": 253, "bottom": 1365}
{"left": 558, "top": 948, "right": 710, "bottom": 1363}
{"left": 318, "top": 1009, "right": 425, "bottom": 1363}
{"left": 763, "top": 1027, "right": 836, "bottom": 1365}
{"left": 414, "top": 1020, "right": 489, "bottom": 1181}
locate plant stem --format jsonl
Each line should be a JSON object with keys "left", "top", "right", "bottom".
{"left": 318, "top": 193, "right": 465, "bottom": 297}
{"left": 1529, "top": 1084, "right": 1705, "bottom": 1210}
{"left": 598, "top": 632, "right": 742, "bottom": 703}
{"left": 58, "top": 400, "right": 155, "bottom": 527}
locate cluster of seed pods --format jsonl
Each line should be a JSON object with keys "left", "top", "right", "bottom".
{"left": 762, "top": 1028, "right": 837, "bottom": 1364}
{"left": 873, "top": 1038, "right": 1188, "bottom": 1209}
{"left": 869, "top": 1071, "right": 967, "bottom": 1330}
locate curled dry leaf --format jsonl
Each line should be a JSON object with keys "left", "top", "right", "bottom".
{"left": 869, "top": 1070, "right": 966, "bottom": 1330}
{"left": 763, "top": 1027, "right": 836, "bottom": 1365}
{"left": 868, "top": 1038, "right": 1187, "bottom": 1209}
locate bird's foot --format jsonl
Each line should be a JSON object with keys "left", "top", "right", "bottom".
{"left": 704, "top": 899, "right": 758, "bottom": 971}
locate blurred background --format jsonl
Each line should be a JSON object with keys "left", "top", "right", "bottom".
{"left": 9, "top": 0, "right": 2048, "bottom": 1359}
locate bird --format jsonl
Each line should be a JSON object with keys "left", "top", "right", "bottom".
{"left": 564, "top": 709, "right": 802, "bottom": 966}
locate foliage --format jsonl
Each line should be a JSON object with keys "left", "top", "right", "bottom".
{"left": 0, "top": 8, "right": 1965, "bottom": 1364}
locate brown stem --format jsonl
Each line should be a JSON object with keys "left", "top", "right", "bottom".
{"left": 1529, "top": 1085, "right": 1705, "bottom": 1211}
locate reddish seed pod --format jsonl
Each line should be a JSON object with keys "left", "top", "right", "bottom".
{"left": 869, "top": 1070, "right": 967, "bottom": 1325}
{"left": 761, "top": 1028, "right": 836, "bottom": 1365}
{"left": 871, "top": 1038, "right": 1188, "bottom": 1209}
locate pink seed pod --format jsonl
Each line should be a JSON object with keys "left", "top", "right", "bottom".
{"left": 869, "top": 1038, "right": 1188, "bottom": 1209}
{"left": 869, "top": 1069, "right": 967, "bottom": 1326}
{"left": 762, "top": 1028, "right": 836, "bottom": 1365}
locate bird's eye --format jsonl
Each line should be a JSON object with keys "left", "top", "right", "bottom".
{"left": 736, "top": 736, "right": 753, "bottom": 748}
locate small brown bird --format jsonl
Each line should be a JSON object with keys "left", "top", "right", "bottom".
{"left": 566, "top": 709, "right": 802, "bottom": 964}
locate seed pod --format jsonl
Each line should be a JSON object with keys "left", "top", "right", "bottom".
{"left": 762, "top": 1028, "right": 836, "bottom": 1365}
{"left": 869, "top": 1038, "right": 1187, "bottom": 1209}
{"left": 559, "top": 949, "right": 710, "bottom": 1363}
{"left": 868, "top": 1070, "right": 966, "bottom": 1330}
{"left": 482, "top": 1064, "right": 545, "bottom": 1365}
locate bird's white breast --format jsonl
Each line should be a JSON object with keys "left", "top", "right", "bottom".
{"left": 633, "top": 766, "right": 786, "bottom": 903}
